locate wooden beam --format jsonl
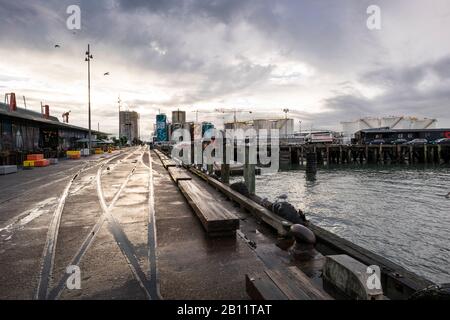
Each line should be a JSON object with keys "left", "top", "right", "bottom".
{"left": 189, "top": 167, "right": 292, "bottom": 236}
{"left": 178, "top": 180, "right": 239, "bottom": 237}
{"left": 162, "top": 159, "right": 177, "bottom": 169}
{"left": 246, "top": 267, "right": 333, "bottom": 300}
{"left": 168, "top": 167, "right": 192, "bottom": 184}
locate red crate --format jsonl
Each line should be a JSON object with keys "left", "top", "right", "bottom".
{"left": 34, "top": 159, "right": 50, "bottom": 167}
{"left": 27, "top": 154, "right": 44, "bottom": 161}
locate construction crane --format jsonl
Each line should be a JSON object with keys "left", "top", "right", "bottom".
{"left": 214, "top": 108, "right": 253, "bottom": 128}
{"left": 62, "top": 111, "right": 71, "bottom": 123}
{"left": 191, "top": 109, "right": 218, "bottom": 123}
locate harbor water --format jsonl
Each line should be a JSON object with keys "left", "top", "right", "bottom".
{"left": 252, "top": 165, "right": 450, "bottom": 284}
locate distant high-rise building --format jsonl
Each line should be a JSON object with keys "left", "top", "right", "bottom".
{"left": 119, "top": 110, "right": 140, "bottom": 143}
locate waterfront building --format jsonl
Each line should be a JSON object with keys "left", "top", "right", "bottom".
{"left": 341, "top": 116, "right": 437, "bottom": 144}
{"left": 0, "top": 95, "right": 105, "bottom": 165}
{"left": 354, "top": 128, "right": 450, "bottom": 144}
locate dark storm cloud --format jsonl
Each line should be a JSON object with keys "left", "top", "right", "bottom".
{"left": 112, "top": 0, "right": 381, "bottom": 73}
{"left": 0, "top": 0, "right": 378, "bottom": 74}
{"left": 186, "top": 60, "right": 274, "bottom": 103}
{"left": 117, "top": 0, "right": 252, "bottom": 23}
{"left": 1, "top": 0, "right": 450, "bottom": 132}
{"left": 431, "top": 56, "right": 450, "bottom": 80}
{"left": 318, "top": 55, "right": 450, "bottom": 126}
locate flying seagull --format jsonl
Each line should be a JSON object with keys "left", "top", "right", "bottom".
{"left": 104, "top": 72, "right": 110, "bottom": 76}
{"left": 54, "top": 44, "right": 60, "bottom": 48}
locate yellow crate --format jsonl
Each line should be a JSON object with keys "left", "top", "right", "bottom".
{"left": 23, "top": 160, "right": 35, "bottom": 167}
{"left": 95, "top": 148, "right": 104, "bottom": 154}
{"left": 67, "top": 150, "right": 81, "bottom": 156}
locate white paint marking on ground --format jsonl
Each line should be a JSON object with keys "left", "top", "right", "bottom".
{"left": 0, "top": 197, "right": 58, "bottom": 233}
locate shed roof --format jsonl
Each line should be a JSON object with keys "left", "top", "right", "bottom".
{"left": 0, "top": 102, "right": 109, "bottom": 135}
{"left": 358, "top": 127, "right": 450, "bottom": 133}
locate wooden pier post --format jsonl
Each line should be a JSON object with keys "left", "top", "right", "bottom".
{"left": 424, "top": 145, "right": 428, "bottom": 164}
{"left": 221, "top": 138, "right": 230, "bottom": 184}
{"left": 409, "top": 146, "right": 413, "bottom": 164}
{"left": 365, "top": 145, "right": 369, "bottom": 164}
{"left": 289, "top": 146, "right": 293, "bottom": 164}
{"left": 300, "top": 147, "right": 304, "bottom": 166}
{"left": 244, "top": 142, "right": 256, "bottom": 195}
{"left": 437, "top": 145, "right": 442, "bottom": 164}
{"left": 430, "top": 145, "right": 435, "bottom": 164}
{"left": 374, "top": 147, "right": 378, "bottom": 164}
{"left": 379, "top": 145, "right": 383, "bottom": 164}
{"left": 305, "top": 152, "right": 317, "bottom": 180}
{"left": 291, "top": 147, "right": 299, "bottom": 165}
{"left": 326, "top": 146, "right": 330, "bottom": 165}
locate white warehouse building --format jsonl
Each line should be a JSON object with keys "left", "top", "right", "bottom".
{"left": 341, "top": 116, "right": 437, "bottom": 144}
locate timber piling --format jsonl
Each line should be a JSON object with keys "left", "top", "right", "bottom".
{"left": 279, "top": 144, "right": 450, "bottom": 167}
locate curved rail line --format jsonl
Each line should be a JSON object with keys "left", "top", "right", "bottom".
{"left": 95, "top": 147, "right": 155, "bottom": 299}
{"left": 146, "top": 148, "right": 161, "bottom": 299}
{"left": 48, "top": 150, "right": 142, "bottom": 300}
{"left": 34, "top": 151, "right": 129, "bottom": 300}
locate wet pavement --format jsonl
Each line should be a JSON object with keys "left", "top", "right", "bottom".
{"left": 0, "top": 146, "right": 292, "bottom": 300}
{"left": 0, "top": 148, "right": 151, "bottom": 299}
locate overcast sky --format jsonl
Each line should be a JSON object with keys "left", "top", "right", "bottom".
{"left": 1, "top": 0, "right": 450, "bottom": 139}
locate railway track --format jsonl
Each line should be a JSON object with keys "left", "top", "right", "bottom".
{"left": 35, "top": 148, "right": 141, "bottom": 300}
{"left": 94, "top": 146, "right": 154, "bottom": 299}
{"left": 146, "top": 148, "right": 161, "bottom": 299}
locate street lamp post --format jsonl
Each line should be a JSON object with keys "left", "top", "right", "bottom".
{"left": 85, "top": 44, "right": 93, "bottom": 152}
{"left": 118, "top": 96, "right": 122, "bottom": 146}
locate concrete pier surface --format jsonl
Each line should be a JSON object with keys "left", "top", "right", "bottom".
{"left": 1, "top": 145, "right": 437, "bottom": 300}
{"left": 0, "top": 146, "right": 272, "bottom": 300}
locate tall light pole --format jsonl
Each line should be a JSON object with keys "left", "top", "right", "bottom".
{"left": 118, "top": 96, "right": 122, "bottom": 145}
{"left": 85, "top": 44, "right": 93, "bottom": 152}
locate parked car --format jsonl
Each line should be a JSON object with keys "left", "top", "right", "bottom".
{"left": 405, "top": 139, "right": 428, "bottom": 145}
{"left": 369, "top": 139, "right": 385, "bottom": 145}
{"left": 434, "top": 138, "right": 450, "bottom": 145}
{"left": 391, "top": 139, "right": 408, "bottom": 145}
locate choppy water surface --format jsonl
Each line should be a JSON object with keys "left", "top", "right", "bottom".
{"left": 254, "top": 165, "right": 450, "bottom": 284}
